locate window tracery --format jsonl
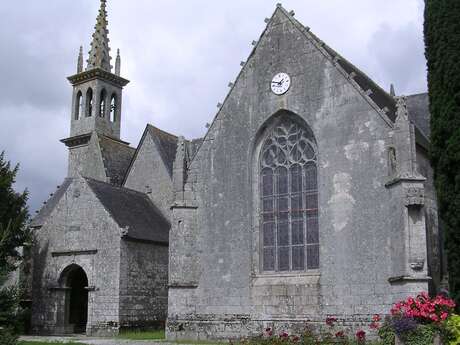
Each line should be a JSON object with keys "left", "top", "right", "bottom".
{"left": 260, "top": 118, "right": 319, "bottom": 272}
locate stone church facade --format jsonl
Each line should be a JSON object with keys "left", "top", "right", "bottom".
{"left": 30, "top": 0, "right": 447, "bottom": 339}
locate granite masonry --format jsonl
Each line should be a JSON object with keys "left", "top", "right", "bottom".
{"left": 30, "top": 0, "right": 447, "bottom": 339}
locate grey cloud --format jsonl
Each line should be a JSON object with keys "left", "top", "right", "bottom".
{"left": 0, "top": 0, "right": 427, "bottom": 213}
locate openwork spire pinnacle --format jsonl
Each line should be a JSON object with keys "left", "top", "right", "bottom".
{"left": 87, "top": 0, "right": 112, "bottom": 72}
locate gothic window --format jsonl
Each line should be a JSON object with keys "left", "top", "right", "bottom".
{"left": 75, "top": 91, "right": 82, "bottom": 120}
{"left": 260, "top": 118, "right": 319, "bottom": 272}
{"left": 86, "top": 88, "right": 93, "bottom": 117}
{"left": 99, "top": 89, "right": 106, "bottom": 117}
{"left": 110, "top": 94, "right": 117, "bottom": 122}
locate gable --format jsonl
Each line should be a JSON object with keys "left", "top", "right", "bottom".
{"left": 30, "top": 178, "right": 73, "bottom": 228}
{"left": 188, "top": 7, "right": 401, "bottom": 171}
{"left": 97, "top": 134, "right": 136, "bottom": 186}
{"left": 86, "top": 178, "right": 170, "bottom": 244}
{"left": 146, "top": 125, "right": 178, "bottom": 176}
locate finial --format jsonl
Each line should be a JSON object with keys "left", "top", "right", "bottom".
{"left": 87, "top": 0, "right": 112, "bottom": 72}
{"left": 395, "top": 96, "right": 409, "bottom": 123}
{"left": 77, "top": 46, "right": 83, "bottom": 73}
{"left": 390, "top": 83, "right": 396, "bottom": 97}
{"left": 115, "top": 49, "right": 121, "bottom": 76}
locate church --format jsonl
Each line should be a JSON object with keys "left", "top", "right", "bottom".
{"left": 29, "top": 0, "right": 447, "bottom": 339}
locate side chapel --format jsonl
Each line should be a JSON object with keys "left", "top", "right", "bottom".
{"left": 30, "top": 0, "right": 447, "bottom": 339}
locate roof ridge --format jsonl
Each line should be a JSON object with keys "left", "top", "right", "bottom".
{"left": 97, "top": 133, "right": 133, "bottom": 147}
{"left": 277, "top": 5, "right": 397, "bottom": 124}
{"left": 84, "top": 176, "right": 150, "bottom": 198}
{"left": 146, "top": 123, "right": 178, "bottom": 139}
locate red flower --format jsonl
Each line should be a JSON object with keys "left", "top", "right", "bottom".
{"left": 335, "top": 331, "right": 345, "bottom": 338}
{"left": 390, "top": 292, "right": 456, "bottom": 323}
{"left": 292, "top": 336, "right": 300, "bottom": 342}
{"left": 279, "top": 331, "right": 289, "bottom": 338}
{"left": 370, "top": 322, "right": 380, "bottom": 329}
{"left": 325, "top": 316, "right": 337, "bottom": 326}
{"left": 372, "top": 314, "right": 381, "bottom": 322}
{"left": 356, "top": 330, "right": 366, "bottom": 341}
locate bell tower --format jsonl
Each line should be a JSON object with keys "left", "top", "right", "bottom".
{"left": 65, "top": 0, "right": 129, "bottom": 140}
{"left": 61, "top": 0, "right": 130, "bottom": 179}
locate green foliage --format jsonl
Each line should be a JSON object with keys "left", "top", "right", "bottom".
{"left": 377, "top": 323, "right": 395, "bottom": 345}
{"left": 0, "top": 329, "right": 19, "bottom": 345}
{"left": 424, "top": 0, "right": 460, "bottom": 308}
{"left": 0, "top": 151, "right": 30, "bottom": 273}
{"left": 445, "top": 314, "right": 460, "bottom": 345}
{"left": 16, "top": 341, "right": 86, "bottom": 345}
{"left": 403, "top": 324, "right": 436, "bottom": 345}
{"left": 0, "top": 151, "right": 30, "bottom": 345}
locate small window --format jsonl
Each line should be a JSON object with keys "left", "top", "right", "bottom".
{"left": 260, "top": 118, "right": 319, "bottom": 272}
{"left": 86, "top": 88, "right": 93, "bottom": 117}
{"left": 75, "top": 91, "right": 82, "bottom": 120}
{"left": 99, "top": 89, "right": 106, "bottom": 117}
{"left": 110, "top": 94, "right": 117, "bottom": 122}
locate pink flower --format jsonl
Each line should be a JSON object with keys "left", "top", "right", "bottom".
{"left": 279, "top": 331, "right": 289, "bottom": 338}
{"left": 325, "top": 316, "right": 337, "bottom": 326}
{"left": 372, "top": 314, "right": 381, "bottom": 322}
{"left": 370, "top": 322, "right": 380, "bottom": 329}
{"left": 335, "top": 331, "right": 345, "bottom": 338}
{"left": 356, "top": 330, "right": 366, "bottom": 341}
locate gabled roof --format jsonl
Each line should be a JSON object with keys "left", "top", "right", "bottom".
{"left": 187, "top": 5, "right": 428, "bottom": 165}
{"left": 97, "top": 134, "right": 136, "bottom": 186}
{"left": 123, "top": 124, "right": 178, "bottom": 184}
{"left": 275, "top": 5, "right": 397, "bottom": 121}
{"left": 85, "top": 178, "right": 170, "bottom": 244}
{"left": 30, "top": 178, "right": 73, "bottom": 228}
{"left": 146, "top": 125, "right": 178, "bottom": 176}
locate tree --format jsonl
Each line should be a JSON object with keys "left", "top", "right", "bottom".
{"left": 0, "top": 151, "right": 30, "bottom": 342}
{"left": 424, "top": 0, "right": 460, "bottom": 308}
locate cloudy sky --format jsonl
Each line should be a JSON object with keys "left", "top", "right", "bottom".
{"left": 0, "top": 0, "right": 427, "bottom": 213}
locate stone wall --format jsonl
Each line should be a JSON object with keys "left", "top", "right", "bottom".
{"left": 167, "top": 7, "right": 430, "bottom": 340}
{"left": 124, "top": 131, "right": 174, "bottom": 219}
{"left": 119, "top": 240, "right": 169, "bottom": 329}
{"left": 31, "top": 177, "right": 122, "bottom": 336}
{"left": 67, "top": 132, "right": 107, "bottom": 181}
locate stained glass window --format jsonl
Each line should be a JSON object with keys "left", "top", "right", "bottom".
{"left": 260, "top": 118, "right": 319, "bottom": 271}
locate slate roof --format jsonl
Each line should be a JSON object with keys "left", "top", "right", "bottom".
{"left": 30, "top": 178, "right": 73, "bottom": 228}
{"left": 85, "top": 178, "right": 170, "bottom": 244}
{"left": 146, "top": 125, "right": 178, "bottom": 176}
{"left": 98, "top": 134, "right": 136, "bottom": 186}
{"left": 406, "top": 93, "right": 430, "bottom": 138}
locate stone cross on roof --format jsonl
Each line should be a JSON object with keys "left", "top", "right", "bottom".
{"left": 87, "top": 0, "right": 112, "bottom": 72}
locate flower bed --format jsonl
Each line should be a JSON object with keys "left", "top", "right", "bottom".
{"left": 234, "top": 292, "right": 458, "bottom": 345}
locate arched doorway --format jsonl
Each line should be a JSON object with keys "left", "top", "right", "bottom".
{"left": 60, "top": 265, "right": 88, "bottom": 333}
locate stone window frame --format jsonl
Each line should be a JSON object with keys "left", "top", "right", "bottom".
{"left": 252, "top": 111, "right": 320, "bottom": 276}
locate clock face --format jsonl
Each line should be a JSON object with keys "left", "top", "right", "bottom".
{"left": 271, "top": 72, "right": 291, "bottom": 95}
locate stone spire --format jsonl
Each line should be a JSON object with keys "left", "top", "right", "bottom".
{"left": 115, "top": 49, "right": 121, "bottom": 76}
{"left": 77, "top": 46, "right": 83, "bottom": 73}
{"left": 87, "top": 0, "right": 112, "bottom": 72}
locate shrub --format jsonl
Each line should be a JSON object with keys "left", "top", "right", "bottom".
{"left": 445, "top": 314, "right": 460, "bottom": 345}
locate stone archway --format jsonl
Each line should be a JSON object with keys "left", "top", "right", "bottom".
{"left": 60, "top": 264, "right": 88, "bottom": 333}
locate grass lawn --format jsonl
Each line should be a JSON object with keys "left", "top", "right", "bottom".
{"left": 18, "top": 342, "right": 88, "bottom": 345}
{"left": 117, "top": 329, "right": 166, "bottom": 340}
